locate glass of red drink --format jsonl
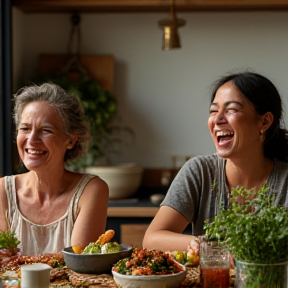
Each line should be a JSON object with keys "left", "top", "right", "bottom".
{"left": 200, "top": 240, "right": 230, "bottom": 288}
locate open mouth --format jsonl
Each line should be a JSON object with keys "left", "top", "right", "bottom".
{"left": 25, "top": 149, "right": 47, "bottom": 155}
{"left": 216, "top": 131, "right": 234, "bottom": 143}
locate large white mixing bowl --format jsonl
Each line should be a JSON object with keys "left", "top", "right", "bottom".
{"left": 86, "top": 165, "right": 143, "bottom": 199}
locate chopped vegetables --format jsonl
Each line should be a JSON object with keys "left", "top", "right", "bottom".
{"left": 169, "top": 250, "right": 199, "bottom": 266}
{"left": 172, "top": 251, "right": 186, "bottom": 264}
{"left": 113, "top": 247, "right": 184, "bottom": 275}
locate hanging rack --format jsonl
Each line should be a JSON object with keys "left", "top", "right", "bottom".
{"left": 61, "top": 12, "right": 88, "bottom": 77}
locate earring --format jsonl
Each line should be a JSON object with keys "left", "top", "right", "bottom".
{"left": 260, "top": 130, "right": 264, "bottom": 142}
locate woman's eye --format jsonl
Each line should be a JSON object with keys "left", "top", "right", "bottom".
{"left": 209, "top": 110, "right": 218, "bottom": 115}
{"left": 226, "top": 108, "right": 238, "bottom": 113}
{"left": 19, "top": 127, "right": 29, "bottom": 131}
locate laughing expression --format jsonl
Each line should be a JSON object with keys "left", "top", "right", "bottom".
{"left": 208, "top": 81, "right": 263, "bottom": 159}
{"left": 17, "top": 101, "right": 71, "bottom": 171}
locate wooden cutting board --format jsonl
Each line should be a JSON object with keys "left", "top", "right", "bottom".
{"left": 38, "top": 54, "right": 114, "bottom": 93}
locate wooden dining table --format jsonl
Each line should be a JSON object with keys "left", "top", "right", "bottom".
{"left": 48, "top": 266, "right": 235, "bottom": 288}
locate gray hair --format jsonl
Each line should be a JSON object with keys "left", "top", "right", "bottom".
{"left": 13, "top": 82, "right": 91, "bottom": 163}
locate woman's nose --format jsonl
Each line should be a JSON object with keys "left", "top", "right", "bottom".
{"left": 27, "top": 130, "right": 41, "bottom": 143}
{"left": 214, "top": 112, "right": 226, "bottom": 124}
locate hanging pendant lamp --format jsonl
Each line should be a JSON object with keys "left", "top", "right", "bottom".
{"left": 158, "top": 0, "right": 186, "bottom": 50}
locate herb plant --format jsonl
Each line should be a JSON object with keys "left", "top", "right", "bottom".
{"left": 0, "top": 231, "right": 20, "bottom": 255}
{"left": 204, "top": 186, "right": 288, "bottom": 288}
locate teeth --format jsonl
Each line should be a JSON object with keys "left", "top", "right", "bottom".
{"left": 27, "top": 149, "right": 44, "bottom": 155}
{"left": 216, "top": 131, "right": 234, "bottom": 137}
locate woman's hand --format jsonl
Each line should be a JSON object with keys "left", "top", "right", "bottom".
{"left": 187, "top": 236, "right": 200, "bottom": 265}
{"left": 189, "top": 236, "right": 200, "bottom": 254}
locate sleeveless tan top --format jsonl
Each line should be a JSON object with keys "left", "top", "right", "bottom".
{"left": 4, "top": 174, "right": 95, "bottom": 256}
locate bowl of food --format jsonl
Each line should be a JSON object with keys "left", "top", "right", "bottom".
{"left": 112, "top": 247, "right": 187, "bottom": 288}
{"left": 62, "top": 230, "right": 132, "bottom": 274}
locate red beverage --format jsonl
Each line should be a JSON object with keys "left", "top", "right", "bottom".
{"left": 201, "top": 265, "right": 230, "bottom": 288}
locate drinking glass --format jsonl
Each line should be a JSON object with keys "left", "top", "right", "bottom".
{"left": 200, "top": 240, "right": 230, "bottom": 288}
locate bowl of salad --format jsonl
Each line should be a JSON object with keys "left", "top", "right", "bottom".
{"left": 112, "top": 247, "right": 187, "bottom": 288}
{"left": 62, "top": 230, "right": 132, "bottom": 274}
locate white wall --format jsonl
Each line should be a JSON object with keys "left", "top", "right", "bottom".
{"left": 12, "top": 9, "right": 288, "bottom": 168}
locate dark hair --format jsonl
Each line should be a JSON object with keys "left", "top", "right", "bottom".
{"left": 210, "top": 71, "right": 288, "bottom": 162}
{"left": 13, "top": 82, "right": 91, "bottom": 163}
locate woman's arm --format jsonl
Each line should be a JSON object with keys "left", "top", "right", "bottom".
{"left": 70, "top": 176, "right": 109, "bottom": 248}
{"left": 0, "top": 177, "right": 8, "bottom": 231}
{"left": 142, "top": 206, "right": 192, "bottom": 251}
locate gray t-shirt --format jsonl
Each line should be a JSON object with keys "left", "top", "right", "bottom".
{"left": 161, "top": 154, "right": 288, "bottom": 235}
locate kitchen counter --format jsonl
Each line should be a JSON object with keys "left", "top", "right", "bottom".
{"left": 108, "top": 198, "right": 160, "bottom": 217}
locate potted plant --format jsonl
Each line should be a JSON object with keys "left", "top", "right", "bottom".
{"left": 204, "top": 186, "right": 288, "bottom": 288}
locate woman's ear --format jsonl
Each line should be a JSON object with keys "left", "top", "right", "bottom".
{"left": 260, "top": 112, "right": 274, "bottom": 133}
{"left": 67, "top": 134, "right": 78, "bottom": 149}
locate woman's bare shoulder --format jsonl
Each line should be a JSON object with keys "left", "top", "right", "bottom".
{"left": 78, "top": 174, "right": 108, "bottom": 203}
{"left": 0, "top": 176, "right": 5, "bottom": 194}
{"left": 0, "top": 177, "right": 9, "bottom": 230}
{"left": 84, "top": 174, "right": 108, "bottom": 193}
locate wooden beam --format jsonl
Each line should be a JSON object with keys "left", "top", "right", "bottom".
{"left": 12, "top": 0, "right": 288, "bottom": 13}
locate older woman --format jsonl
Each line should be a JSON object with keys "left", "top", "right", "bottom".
{"left": 143, "top": 71, "right": 288, "bottom": 252}
{"left": 0, "top": 83, "right": 109, "bottom": 256}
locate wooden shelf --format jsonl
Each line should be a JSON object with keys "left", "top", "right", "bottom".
{"left": 12, "top": 0, "right": 288, "bottom": 13}
{"left": 107, "top": 206, "right": 159, "bottom": 218}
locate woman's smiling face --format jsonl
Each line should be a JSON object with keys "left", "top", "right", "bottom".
{"left": 208, "top": 81, "right": 263, "bottom": 159}
{"left": 17, "top": 101, "right": 72, "bottom": 171}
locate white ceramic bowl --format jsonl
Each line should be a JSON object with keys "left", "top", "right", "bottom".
{"left": 86, "top": 165, "right": 143, "bottom": 199}
{"left": 112, "top": 264, "right": 187, "bottom": 288}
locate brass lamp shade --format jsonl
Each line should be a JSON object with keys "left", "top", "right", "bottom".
{"left": 158, "top": 1, "right": 186, "bottom": 50}
{"left": 159, "top": 19, "right": 185, "bottom": 50}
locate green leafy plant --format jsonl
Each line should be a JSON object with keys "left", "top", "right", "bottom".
{"left": 0, "top": 231, "right": 20, "bottom": 255}
{"left": 204, "top": 186, "right": 288, "bottom": 288}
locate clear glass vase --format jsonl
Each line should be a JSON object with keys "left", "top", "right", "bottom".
{"left": 235, "top": 260, "right": 288, "bottom": 288}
